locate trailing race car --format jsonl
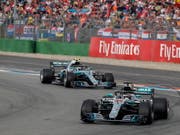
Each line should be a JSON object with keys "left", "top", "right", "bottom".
{"left": 40, "top": 59, "right": 116, "bottom": 89}
{"left": 80, "top": 82, "right": 169, "bottom": 125}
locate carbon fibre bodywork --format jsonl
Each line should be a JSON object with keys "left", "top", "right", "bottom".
{"left": 81, "top": 83, "right": 169, "bottom": 124}
{"left": 40, "top": 59, "right": 116, "bottom": 88}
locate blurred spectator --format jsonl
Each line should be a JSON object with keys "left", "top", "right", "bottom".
{"left": 0, "top": 0, "right": 179, "bottom": 32}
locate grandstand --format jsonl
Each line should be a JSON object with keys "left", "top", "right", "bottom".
{"left": 0, "top": 0, "right": 179, "bottom": 41}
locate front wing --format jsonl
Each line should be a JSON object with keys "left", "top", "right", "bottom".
{"left": 83, "top": 113, "right": 145, "bottom": 123}
{"left": 73, "top": 81, "right": 116, "bottom": 88}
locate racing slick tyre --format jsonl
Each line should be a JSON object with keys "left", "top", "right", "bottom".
{"left": 81, "top": 99, "right": 98, "bottom": 123}
{"left": 40, "top": 69, "right": 54, "bottom": 84}
{"left": 153, "top": 98, "right": 169, "bottom": 120}
{"left": 103, "top": 73, "right": 115, "bottom": 89}
{"left": 104, "top": 73, "right": 114, "bottom": 82}
{"left": 64, "top": 72, "right": 75, "bottom": 88}
{"left": 139, "top": 101, "right": 153, "bottom": 125}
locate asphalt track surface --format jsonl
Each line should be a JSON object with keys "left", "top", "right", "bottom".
{"left": 0, "top": 55, "right": 180, "bottom": 135}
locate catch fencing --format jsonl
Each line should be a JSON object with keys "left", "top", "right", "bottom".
{"left": 0, "top": 15, "right": 179, "bottom": 43}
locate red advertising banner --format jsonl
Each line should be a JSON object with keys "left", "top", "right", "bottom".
{"left": 152, "top": 40, "right": 180, "bottom": 63}
{"left": 89, "top": 37, "right": 180, "bottom": 63}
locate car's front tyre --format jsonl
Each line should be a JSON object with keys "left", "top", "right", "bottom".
{"left": 139, "top": 101, "right": 153, "bottom": 125}
{"left": 63, "top": 72, "right": 75, "bottom": 88}
{"left": 80, "top": 99, "right": 98, "bottom": 123}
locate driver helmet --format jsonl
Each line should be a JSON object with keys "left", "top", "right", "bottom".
{"left": 72, "top": 58, "right": 80, "bottom": 65}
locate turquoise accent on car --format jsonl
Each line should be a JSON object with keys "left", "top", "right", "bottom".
{"left": 137, "top": 87, "right": 153, "bottom": 94}
{"left": 105, "top": 93, "right": 114, "bottom": 98}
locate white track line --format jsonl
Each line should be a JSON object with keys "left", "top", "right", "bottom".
{"left": 0, "top": 69, "right": 39, "bottom": 76}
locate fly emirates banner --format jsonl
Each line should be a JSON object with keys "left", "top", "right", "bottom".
{"left": 89, "top": 37, "right": 180, "bottom": 63}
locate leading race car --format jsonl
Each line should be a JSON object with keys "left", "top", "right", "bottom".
{"left": 40, "top": 59, "right": 116, "bottom": 89}
{"left": 80, "top": 82, "right": 169, "bottom": 125}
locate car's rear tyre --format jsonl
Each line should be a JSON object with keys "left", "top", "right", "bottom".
{"left": 103, "top": 73, "right": 115, "bottom": 89}
{"left": 40, "top": 69, "right": 54, "bottom": 84}
{"left": 64, "top": 72, "right": 75, "bottom": 88}
{"left": 104, "top": 73, "right": 114, "bottom": 82}
{"left": 139, "top": 101, "right": 153, "bottom": 125}
{"left": 80, "top": 99, "right": 98, "bottom": 123}
{"left": 153, "top": 98, "right": 168, "bottom": 120}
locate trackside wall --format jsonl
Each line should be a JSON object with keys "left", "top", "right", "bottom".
{"left": 36, "top": 41, "right": 89, "bottom": 56}
{"left": 0, "top": 38, "right": 35, "bottom": 53}
{"left": 0, "top": 39, "right": 89, "bottom": 56}
{"left": 0, "top": 38, "right": 180, "bottom": 63}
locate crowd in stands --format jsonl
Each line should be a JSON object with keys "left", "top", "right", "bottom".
{"left": 0, "top": 0, "right": 179, "bottom": 34}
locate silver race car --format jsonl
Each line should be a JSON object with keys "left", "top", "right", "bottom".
{"left": 80, "top": 82, "right": 169, "bottom": 125}
{"left": 40, "top": 59, "right": 116, "bottom": 89}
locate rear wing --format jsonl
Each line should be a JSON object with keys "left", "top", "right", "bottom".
{"left": 116, "top": 87, "right": 154, "bottom": 96}
{"left": 135, "top": 87, "right": 154, "bottom": 95}
{"left": 50, "top": 61, "right": 69, "bottom": 68}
